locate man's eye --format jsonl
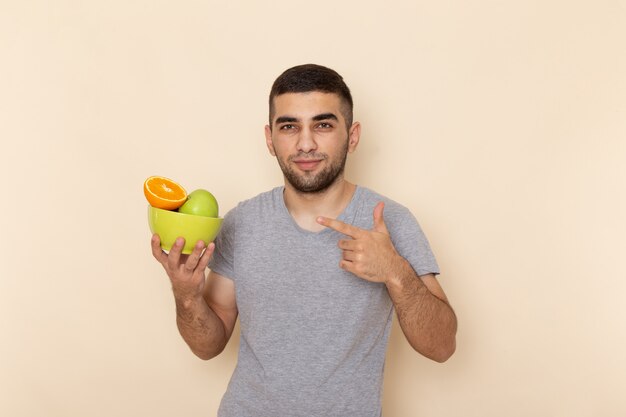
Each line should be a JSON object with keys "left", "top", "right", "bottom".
{"left": 317, "top": 123, "right": 333, "bottom": 129}
{"left": 280, "top": 124, "right": 295, "bottom": 130}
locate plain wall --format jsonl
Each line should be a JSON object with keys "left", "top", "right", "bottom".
{"left": 1, "top": 1, "right": 625, "bottom": 416}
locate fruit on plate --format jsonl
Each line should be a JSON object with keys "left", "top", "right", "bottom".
{"left": 178, "top": 189, "right": 219, "bottom": 218}
{"left": 144, "top": 176, "right": 187, "bottom": 210}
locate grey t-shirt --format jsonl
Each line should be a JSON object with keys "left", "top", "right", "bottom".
{"left": 208, "top": 186, "right": 439, "bottom": 417}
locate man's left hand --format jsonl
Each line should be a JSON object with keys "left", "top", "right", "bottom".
{"left": 317, "top": 202, "right": 400, "bottom": 284}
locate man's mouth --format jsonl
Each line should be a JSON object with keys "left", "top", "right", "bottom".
{"left": 292, "top": 159, "right": 323, "bottom": 171}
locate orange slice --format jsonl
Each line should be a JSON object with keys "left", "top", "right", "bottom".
{"left": 143, "top": 176, "right": 187, "bottom": 210}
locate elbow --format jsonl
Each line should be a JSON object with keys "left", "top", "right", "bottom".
{"left": 191, "top": 343, "right": 226, "bottom": 361}
{"left": 431, "top": 339, "right": 456, "bottom": 363}
{"left": 194, "top": 351, "right": 215, "bottom": 361}
{"left": 193, "top": 349, "right": 220, "bottom": 361}
{"left": 431, "top": 314, "right": 458, "bottom": 362}
{"left": 416, "top": 335, "right": 456, "bottom": 363}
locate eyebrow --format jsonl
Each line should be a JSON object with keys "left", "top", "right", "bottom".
{"left": 274, "top": 113, "right": 339, "bottom": 125}
{"left": 312, "top": 113, "right": 338, "bottom": 122}
{"left": 275, "top": 116, "right": 298, "bottom": 125}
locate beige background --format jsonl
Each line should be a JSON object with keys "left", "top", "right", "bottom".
{"left": 1, "top": 1, "right": 625, "bottom": 416}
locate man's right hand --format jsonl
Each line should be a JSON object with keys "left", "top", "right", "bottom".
{"left": 151, "top": 234, "right": 237, "bottom": 360}
{"left": 151, "top": 234, "right": 215, "bottom": 305}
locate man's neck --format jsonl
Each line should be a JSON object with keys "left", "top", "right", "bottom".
{"left": 283, "top": 178, "right": 356, "bottom": 232}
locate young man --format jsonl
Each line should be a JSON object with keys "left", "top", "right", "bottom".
{"left": 151, "top": 64, "right": 457, "bottom": 416}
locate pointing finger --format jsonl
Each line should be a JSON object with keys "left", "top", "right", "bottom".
{"left": 317, "top": 216, "right": 363, "bottom": 238}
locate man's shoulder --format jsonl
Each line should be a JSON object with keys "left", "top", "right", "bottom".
{"left": 239, "top": 186, "right": 281, "bottom": 207}
{"left": 224, "top": 186, "right": 283, "bottom": 219}
{"left": 356, "top": 186, "right": 412, "bottom": 219}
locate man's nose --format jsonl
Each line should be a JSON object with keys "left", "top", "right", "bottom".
{"left": 296, "top": 128, "right": 317, "bottom": 153}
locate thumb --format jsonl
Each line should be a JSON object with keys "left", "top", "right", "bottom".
{"left": 373, "top": 202, "right": 388, "bottom": 233}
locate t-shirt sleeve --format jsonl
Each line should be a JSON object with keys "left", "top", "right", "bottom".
{"left": 208, "top": 205, "right": 237, "bottom": 280}
{"left": 389, "top": 207, "right": 440, "bottom": 277}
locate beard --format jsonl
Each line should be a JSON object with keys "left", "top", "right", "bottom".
{"left": 276, "top": 140, "right": 349, "bottom": 194}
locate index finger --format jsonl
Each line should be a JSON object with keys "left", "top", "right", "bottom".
{"left": 317, "top": 216, "right": 363, "bottom": 238}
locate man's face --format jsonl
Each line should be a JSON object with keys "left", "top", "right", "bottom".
{"left": 265, "top": 92, "right": 360, "bottom": 194}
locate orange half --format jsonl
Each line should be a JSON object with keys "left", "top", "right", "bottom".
{"left": 143, "top": 176, "right": 187, "bottom": 210}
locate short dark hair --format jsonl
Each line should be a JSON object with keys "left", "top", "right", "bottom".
{"left": 268, "top": 64, "right": 353, "bottom": 129}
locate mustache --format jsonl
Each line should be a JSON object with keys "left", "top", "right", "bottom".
{"left": 287, "top": 152, "right": 328, "bottom": 162}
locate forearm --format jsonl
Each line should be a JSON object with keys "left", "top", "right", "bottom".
{"left": 175, "top": 295, "right": 228, "bottom": 360}
{"left": 386, "top": 258, "right": 457, "bottom": 362}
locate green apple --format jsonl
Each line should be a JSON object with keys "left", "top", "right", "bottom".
{"left": 178, "top": 189, "right": 219, "bottom": 218}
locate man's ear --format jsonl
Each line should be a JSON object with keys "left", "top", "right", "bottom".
{"left": 347, "top": 122, "right": 361, "bottom": 153}
{"left": 265, "top": 125, "right": 276, "bottom": 156}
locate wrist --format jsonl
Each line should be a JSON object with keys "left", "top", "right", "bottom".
{"left": 384, "top": 255, "right": 410, "bottom": 289}
{"left": 174, "top": 292, "right": 205, "bottom": 311}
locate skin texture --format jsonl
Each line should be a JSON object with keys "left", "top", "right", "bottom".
{"left": 152, "top": 91, "right": 456, "bottom": 362}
